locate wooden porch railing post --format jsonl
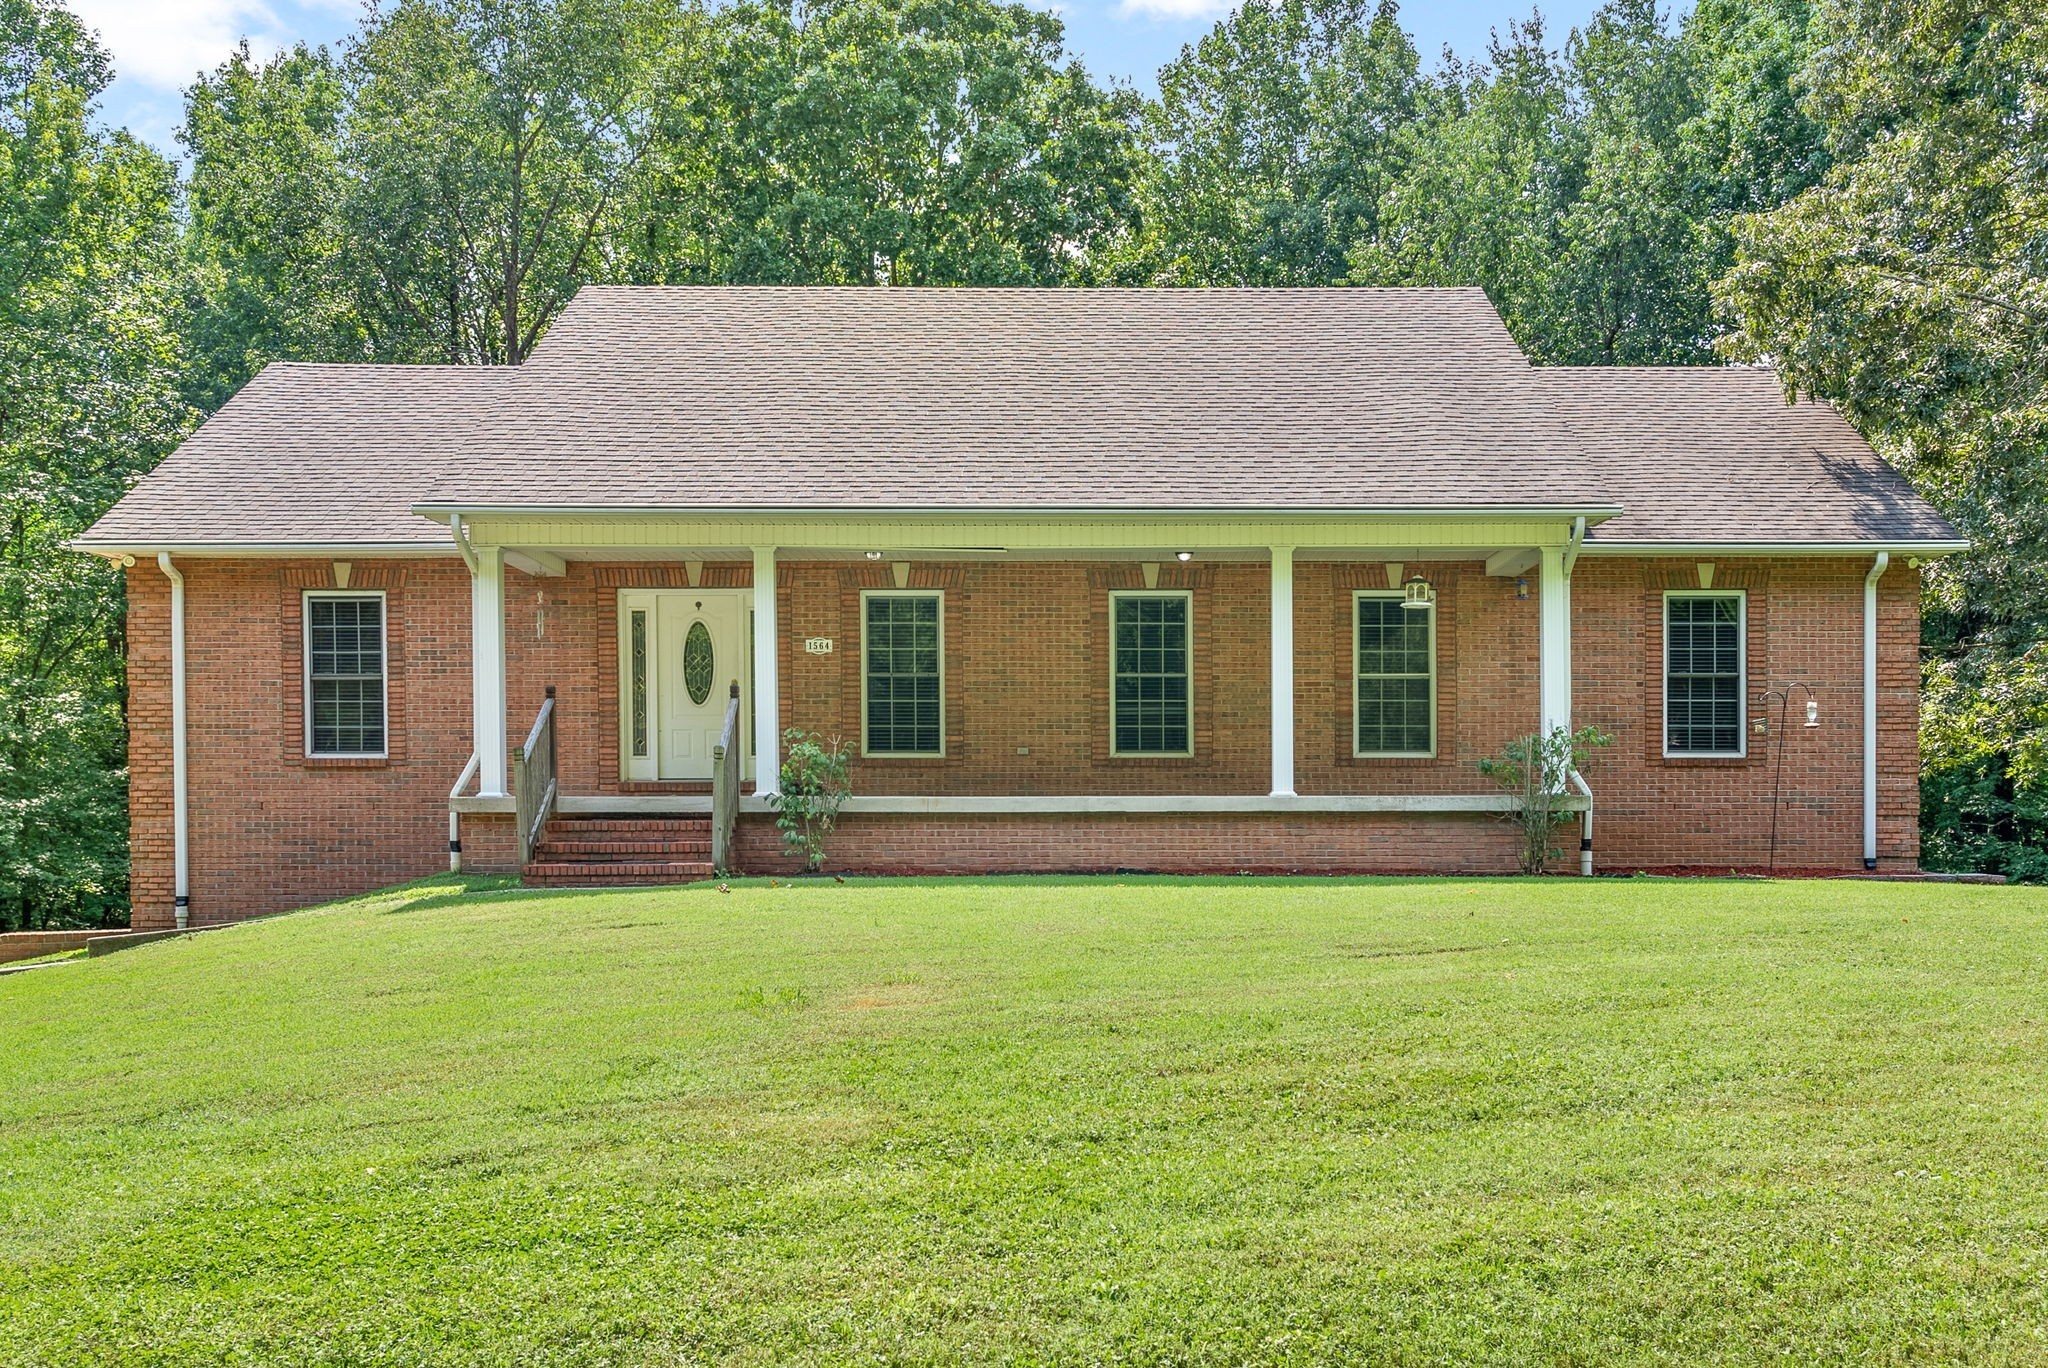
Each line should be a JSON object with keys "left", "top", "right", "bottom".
{"left": 711, "top": 680, "right": 742, "bottom": 873}
{"left": 515, "top": 687, "right": 559, "bottom": 868}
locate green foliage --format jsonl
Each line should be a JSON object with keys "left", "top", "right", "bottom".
{"left": 0, "top": 0, "right": 188, "bottom": 929}
{"left": 1125, "top": 0, "right": 1421, "bottom": 284}
{"left": 766, "top": 727, "right": 852, "bottom": 871}
{"left": 1920, "top": 648, "right": 2048, "bottom": 880}
{"left": 1479, "top": 725, "right": 1613, "bottom": 874}
{"left": 651, "top": 0, "right": 1147, "bottom": 285}
{"left": 1714, "top": 0, "right": 2048, "bottom": 871}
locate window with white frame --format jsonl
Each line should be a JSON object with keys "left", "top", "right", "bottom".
{"left": 1111, "top": 592, "right": 1192, "bottom": 756}
{"left": 305, "top": 592, "right": 387, "bottom": 756}
{"left": 1354, "top": 592, "right": 1435, "bottom": 756}
{"left": 863, "top": 591, "right": 943, "bottom": 755}
{"left": 1665, "top": 592, "right": 1745, "bottom": 756}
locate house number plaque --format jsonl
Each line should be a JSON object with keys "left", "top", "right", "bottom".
{"left": 804, "top": 637, "right": 834, "bottom": 654}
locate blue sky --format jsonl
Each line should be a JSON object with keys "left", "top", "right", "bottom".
{"left": 80, "top": 0, "right": 1603, "bottom": 155}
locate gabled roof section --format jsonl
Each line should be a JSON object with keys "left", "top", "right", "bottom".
{"left": 74, "top": 285, "right": 1959, "bottom": 553}
{"left": 77, "top": 363, "right": 514, "bottom": 548}
{"left": 1553, "top": 368, "right": 1961, "bottom": 546}
{"left": 426, "top": 285, "right": 1608, "bottom": 513}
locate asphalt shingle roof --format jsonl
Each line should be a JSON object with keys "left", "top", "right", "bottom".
{"left": 77, "top": 285, "right": 1958, "bottom": 551}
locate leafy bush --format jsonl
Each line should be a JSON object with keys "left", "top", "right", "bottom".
{"left": 1479, "top": 725, "right": 1613, "bottom": 874}
{"left": 1920, "top": 648, "right": 2048, "bottom": 880}
{"left": 766, "top": 728, "right": 852, "bottom": 872}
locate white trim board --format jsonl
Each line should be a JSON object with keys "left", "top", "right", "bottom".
{"left": 545, "top": 793, "right": 1583, "bottom": 816}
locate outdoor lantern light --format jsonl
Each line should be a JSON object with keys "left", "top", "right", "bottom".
{"left": 1514, "top": 577, "right": 1530, "bottom": 600}
{"left": 1402, "top": 574, "right": 1437, "bottom": 611}
{"left": 1805, "top": 699, "right": 1820, "bottom": 727}
{"left": 1176, "top": 551, "right": 1193, "bottom": 562}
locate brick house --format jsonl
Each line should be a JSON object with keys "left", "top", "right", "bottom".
{"left": 75, "top": 288, "right": 1964, "bottom": 929}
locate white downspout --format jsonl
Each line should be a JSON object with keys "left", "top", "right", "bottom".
{"left": 446, "top": 515, "right": 489, "bottom": 860}
{"left": 157, "top": 553, "right": 190, "bottom": 930}
{"left": 1562, "top": 518, "right": 1591, "bottom": 875}
{"left": 1864, "top": 551, "right": 1890, "bottom": 871}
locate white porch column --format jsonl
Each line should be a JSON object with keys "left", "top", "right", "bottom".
{"left": 1538, "top": 544, "right": 1571, "bottom": 739}
{"left": 471, "top": 544, "right": 508, "bottom": 798}
{"left": 752, "top": 545, "right": 780, "bottom": 797}
{"left": 1269, "top": 545, "right": 1296, "bottom": 796}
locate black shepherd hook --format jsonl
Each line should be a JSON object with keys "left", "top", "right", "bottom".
{"left": 1755, "top": 682, "right": 1820, "bottom": 870}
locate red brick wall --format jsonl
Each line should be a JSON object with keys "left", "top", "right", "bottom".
{"left": 1569, "top": 556, "right": 1921, "bottom": 871}
{"left": 124, "top": 553, "right": 1922, "bottom": 926}
{"left": 127, "top": 558, "right": 483, "bottom": 928}
{"left": 733, "top": 811, "right": 1522, "bottom": 875}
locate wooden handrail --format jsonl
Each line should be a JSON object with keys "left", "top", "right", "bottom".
{"left": 710, "top": 680, "right": 742, "bottom": 873}
{"left": 513, "top": 687, "right": 559, "bottom": 867}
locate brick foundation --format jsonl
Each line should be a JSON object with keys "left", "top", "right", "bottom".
{"left": 733, "top": 810, "right": 1524, "bottom": 876}
{"left": 125, "top": 554, "right": 1922, "bottom": 926}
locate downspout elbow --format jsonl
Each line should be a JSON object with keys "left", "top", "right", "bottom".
{"left": 1568, "top": 768, "right": 1593, "bottom": 876}
{"left": 157, "top": 553, "right": 190, "bottom": 930}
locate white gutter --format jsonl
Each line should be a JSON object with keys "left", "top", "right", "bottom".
{"left": 157, "top": 553, "right": 190, "bottom": 930}
{"left": 71, "top": 541, "right": 458, "bottom": 558}
{"left": 410, "top": 502, "right": 1626, "bottom": 523}
{"left": 1579, "top": 540, "right": 1968, "bottom": 557}
{"left": 1863, "top": 551, "right": 1890, "bottom": 871}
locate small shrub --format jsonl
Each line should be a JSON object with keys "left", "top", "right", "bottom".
{"left": 1479, "top": 725, "right": 1613, "bottom": 874}
{"left": 767, "top": 728, "right": 852, "bottom": 872}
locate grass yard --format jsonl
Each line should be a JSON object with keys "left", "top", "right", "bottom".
{"left": 2, "top": 875, "right": 2046, "bottom": 1365}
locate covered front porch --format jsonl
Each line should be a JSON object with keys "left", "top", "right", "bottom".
{"left": 437, "top": 509, "right": 1602, "bottom": 878}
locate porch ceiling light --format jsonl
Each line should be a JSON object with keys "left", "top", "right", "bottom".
{"left": 1176, "top": 551, "right": 1193, "bottom": 562}
{"left": 1402, "top": 574, "right": 1437, "bottom": 611}
{"left": 864, "top": 550, "right": 884, "bottom": 561}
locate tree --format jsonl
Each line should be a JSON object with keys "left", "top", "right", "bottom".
{"left": 1353, "top": 17, "right": 1571, "bottom": 325}
{"left": 1717, "top": 0, "right": 2048, "bottom": 873}
{"left": 644, "top": 0, "right": 1146, "bottom": 285}
{"left": 344, "top": 0, "right": 693, "bottom": 362}
{"left": 1131, "top": 0, "right": 1421, "bottom": 284}
{"left": 179, "top": 42, "right": 357, "bottom": 410}
{"left": 182, "top": 0, "right": 694, "bottom": 373}
{"left": 0, "top": 0, "right": 188, "bottom": 928}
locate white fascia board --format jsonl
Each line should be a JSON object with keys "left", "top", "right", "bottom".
{"left": 66, "top": 540, "right": 458, "bottom": 559}
{"left": 412, "top": 503, "right": 1624, "bottom": 525}
{"left": 439, "top": 515, "right": 1601, "bottom": 557}
{"left": 1580, "top": 539, "right": 1970, "bottom": 557}
{"left": 556, "top": 793, "right": 1586, "bottom": 816}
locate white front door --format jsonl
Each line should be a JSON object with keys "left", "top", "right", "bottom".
{"left": 619, "top": 590, "right": 748, "bottom": 782}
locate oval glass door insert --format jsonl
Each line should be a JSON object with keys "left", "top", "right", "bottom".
{"left": 683, "top": 620, "right": 715, "bottom": 706}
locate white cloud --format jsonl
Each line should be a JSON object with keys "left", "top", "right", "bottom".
{"left": 1116, "top": 0, "right": 1235, "bottom": 19}
{"left": 71, "top": 0, "right": 338, "bottom": 91}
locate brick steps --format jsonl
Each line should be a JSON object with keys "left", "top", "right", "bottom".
{"left": 523, "top": 814, "right": 717, "bottom": 887}
{"left": 535, "top": 838, "right": 712, "bottom": 859}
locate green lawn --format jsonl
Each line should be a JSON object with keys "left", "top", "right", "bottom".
{"left": 3, "top": 875, "right": 2046, "bottom": 1365}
